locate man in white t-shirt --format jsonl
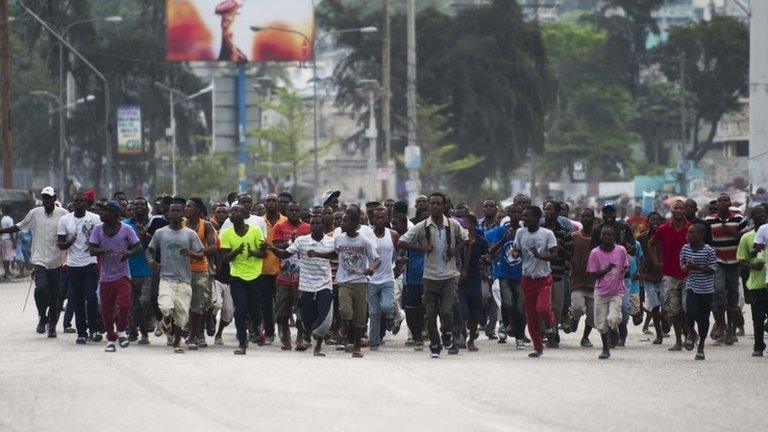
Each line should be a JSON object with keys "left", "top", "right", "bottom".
{"left": 57, "top": 192, "right": 101, "bottom": 344}
{"left": 0, "top": 187, "right": 68, "bottom": 337}
{"left": 1, "top": 202, "right": 15, "bottom": 279}
{"left": 268, "top": 215, "right": 335, "bottom": 356}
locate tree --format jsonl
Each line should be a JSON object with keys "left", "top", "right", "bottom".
{"left": 631, "top": 82, "right": 695, "bottom": 165}
{"left": 399, "top": 101, "right": 484, "bottom": 192}
{"left": 156, "top": 153, "right": 233, "bottom": 203}
{"left": 653, "top": 15, "right": 749, "bottom": 161}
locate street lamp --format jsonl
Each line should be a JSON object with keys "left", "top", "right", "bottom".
{"left": 154, "top": 82, "right": 213, "bottom": 195}
{"left": 356, "top": 80, "right": 382, "bottom": 196}
{"left": 57, "top": 16, "right": 122, "bottom": 200}
{"left": 18, "top": 2, "right": 116, "bottom": 197}
{"left": 250, "top": 25, "right": 378, "bottom": 203}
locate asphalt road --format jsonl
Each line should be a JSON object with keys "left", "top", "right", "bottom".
{"left": 0, "top": 279, "right": 765, "bottom": 432}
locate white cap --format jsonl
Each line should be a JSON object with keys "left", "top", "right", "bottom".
{"left": 40, "top": 186, "right": 55, "bottom": 197}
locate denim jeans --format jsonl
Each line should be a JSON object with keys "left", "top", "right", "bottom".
{"left": 230, "top": 277, "right": 263, "bottom": 348}
{"left": 367, "top": 281, "right": 396, "bottom": 347}
{"left": 69, "top": 264, "right": 99, "bottom": 337}
{"left": 499, "top": 278, "right": 525, "bottom": 339}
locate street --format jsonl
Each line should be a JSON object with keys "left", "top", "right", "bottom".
{"left": 0, "top": 278, "right": 765, "bottom": 432}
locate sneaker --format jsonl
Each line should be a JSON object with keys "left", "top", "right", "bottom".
{"left": 76, "top": 336, "right": 87, "bottom": 345}
{"left": 528, "top": 350, "right": 543, "bottom": 358}
{"left": 233, "top": 346, "right": 247, "bottom": 355}
{"left": 485, "top": 330, "right": 498, "bottom": 340}
{"left": 197, "top": 337, "right": 208, "bottom": 348}
{"left": 405, "top": 337, "right": 415, "bottom": 346}
{"left": 456, "top": 340, "right": 467, "bottom": 349}
{"left": 138, "top": 334, "right": 150, "bottom": 345}
{"left": 752, "top": 350, "right": 764, "bottom": 357}
{"left": 598, "top": 351, "right": 610, "bottom": 360}
{"left": 92, "top": 332, "right": 103, "bottom": 343}
{"left": 725, "top": 334, "right": 738, "bottom": 345}
{"left": 441, "top": 334, "right": 454, "bottom": 350}
{"left": 429, "top": 344, "right": 441, "bottom": 358}
{"left": 47, "top": 327, "right": 57, "bottom": 339}
{"left": 118, "top": 336, "right": 130, "bottom": 349}
{"left": 392, "top": 311, "right": 404, "bottom": 335}
{"left": 580, "top": 338, "right": 593, "bottom": 348}
{"left": 265, "top": 336, "right": 275, "bottom": 346}
{"left": 447, "top": 346, "right": 459, "bottom": 355}
{"left": 214, "top": 336, "right": 224, "bottom": 346}
{"left": 515, "top": 338, "right": 525, "bottom": 350}
{"left": 695, "top": 351, "right": 705, "bottom": 360}
{"left": 173, "top": 346, "right": 185, "bottom": 354}
{"left": 36, "top": 318, "right": 47, "bottom": 334}
{"left": 166, "top": 335, "right": 174, "bottom": 347}
{"left": 652, "top": 337, "right": 663, "bottom": 345}
{"left": 154, "top": 323, "right": 163, "bottom": 337}
{"left": 63, "top": 326, "right": 77, "bottom": 334}
{"left": 414, "top": 340, "right": 425, "bottom": 351}
{"left": 498, "top": 333, "right": 508, "bottom": 344}
{"left": 498, "top": 326, "right": 508, "bottom": 340}
{"left": 186, "top": 339, "right": 198, "bottom": 350}
{"left": 105, "top": 342, "right": 116, "bottom": 352}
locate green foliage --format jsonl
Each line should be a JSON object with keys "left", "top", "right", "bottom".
{"left": 631, "top": 82, "right": 695, "bottom": 165}
{"left": 653, "top": 15, "right": 749, "bottom": 161}
{"left": 156, "top": 153, "right": 234, "bottom": 203}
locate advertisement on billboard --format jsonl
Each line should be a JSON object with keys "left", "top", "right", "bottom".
{"left": 117, "top": 105, "right": 142, "bottom": 156}
{"left": 166, "top": 0, "right": 315, "bottom": 63}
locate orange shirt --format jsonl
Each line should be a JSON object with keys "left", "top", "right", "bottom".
{"left": 262, "top": 214, "right": 286, "bottom": 276}
{"left": 186, "top": 219, "right": 210, "bottom": 273}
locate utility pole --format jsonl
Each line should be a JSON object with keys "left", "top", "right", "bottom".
{"left": 1, "top": 0, "right": 12, "bottom": 188}
{"left": 679, "top": 54, "right": 687, "bottom": 195}
{"left": 381, "top": 0, "right": 391, "bottom": 199}
{"left": 406, "top": 0, "right": 418, "bottom": 206}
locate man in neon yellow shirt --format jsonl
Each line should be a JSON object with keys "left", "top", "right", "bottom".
{"left": 219, "top": 205, "right": 267, "bottom": 355}
{"left": 737, "top": 205, "right": 768, "bottom": 357}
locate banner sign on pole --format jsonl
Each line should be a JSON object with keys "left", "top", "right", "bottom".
{"left": 117, "top": 105, "right": 142, "bottom": 156}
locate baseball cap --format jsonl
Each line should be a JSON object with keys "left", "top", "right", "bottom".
{"left": 365, "top": 200, "right": 381, "bottom": 208}
{"left": 602, "top": 201, "right": 617, "bottom": 212}
{"left": 320, "top": 190, "right": 340, "bottom": 206}
{"left": 97, "top": 200, "right": 121, "bottom": 215}
{"left": 40, "top": 186, "right": 55, "bottom": 197}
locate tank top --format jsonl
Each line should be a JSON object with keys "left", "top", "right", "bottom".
{"left": 369, "top": 228, "right": 395, "bottom": 284}
{"left": 190, "top": 219, "right": 209, "bottom": 273}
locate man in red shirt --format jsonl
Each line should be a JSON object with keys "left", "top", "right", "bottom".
{"left": 650, "top": 200, "right": 691, "bottom": 351}
{"left": 272, "top": 202, "right": 311, "bottom": 350}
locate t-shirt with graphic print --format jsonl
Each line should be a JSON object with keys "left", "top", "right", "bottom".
{"left": 333, "top": 232, "right": 379, "bottom": 284}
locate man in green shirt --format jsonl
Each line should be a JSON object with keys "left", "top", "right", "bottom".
{"left": 737, "top": 204, "right": 768, "bottom": 357}
{"left": 219, "top": 205, "right": 267, "bottom": 355}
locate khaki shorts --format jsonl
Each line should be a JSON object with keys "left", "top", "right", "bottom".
{"left": 190, "top": 272, "right": 211, "bottom": 315}
{"left": 663, "top": 277, "right": 684, "bottom": 318}
{"left": 339, "top": 283, "right": 368, "bottom": 328}
{"left": 275, "top": 284, "right": 298, "bottom": 321}
{"left": 594, "top": 293, "right": 622, "bottom": 334}
{"left": 629, "top": 293, "right": 641, "bottom": 316}
{"left": 158, "top": 279, "right": 192, "bottom": 328}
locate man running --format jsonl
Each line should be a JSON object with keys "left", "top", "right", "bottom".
{"left": 0, "top": 187, "right": 68, "bottom": 337}
{"left": 563, "top": 208, "right": 596, "bottom": 348}
{"left": 705, "top": 193, "right": 749, "bottom": 345}
{"left": 273, "top": 202, "right": 311, "bottom": 350}
{"left": 399, "top": 193, "right": 468, "bottom": 358}
{"left": 542, "top": 201, "right": 570, "bottom": 348}
{"left": 486, "top": 205, "right": 525, "bottom": 348}
{"left": 184, "top": 197, "right": 218, "bottom": 349}
{"left": 513, "top": 206, "right": 558, "bottom": 358}
{"left": 680, "top": 223, "right": 717, "bottom": 360}
{"left": 478, "top": 200, "right": 499, "bottom": 232}
{"left": 88, "top": 201, "right": 142, "bottom": 352}
{"left": 218, "top": 204, "right": 267, "bottom": 355}
{"left": 637, "top": 212, "right": 665, "bottom": 344}
{"left": 268, "top": 215, "right": 335, "bottom": 356}
{"left": 260, "top": 193, "right": 286, "bottom": 345}
{"left": 740, "top": 205, "right": 768, "bottom": 356}
{"left": 458, "top": 214, "right": 488, "bottom": 352}
{"left": 124, "top": 197, "right": 154, "bottom": 344}
{"left": 56, "top": 192, "right": 101, "bottom": 345}
{"left": 651, "top": 200, "right": 691, "bottom": 351}
{"left": 146, "top": 202, "right": 205, "bottom": 354}
{"left": 367, "top": 206, "right": 399, "bottom": 350}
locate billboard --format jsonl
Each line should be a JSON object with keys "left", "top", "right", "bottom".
{"left": 166, "top": 0, "right": 315, "bottom": 63}
{"left": 117, "top": 105, "right": 142, "bottom": 156}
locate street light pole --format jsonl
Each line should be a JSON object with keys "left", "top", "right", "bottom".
{"left": 18, "top": 2, "right": 114, "bottom": 196}
{"left": 58, "top": 16, "right": 121, "bottom": 201}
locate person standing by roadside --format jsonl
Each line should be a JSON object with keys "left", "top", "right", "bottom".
{"left": 0, "top": 187, "right": 68, "bottom": 337}
{"left": 399, "top": 193, "right": 468, "bottom": 359}
{"left": 651, "top": 200, "right": 691, "bottom": 351}
{"left": 146, "top": 202, "right": 205, "bottom": 354}
{"left": 88, "top": 201, "right": 142, "bottom": 352}
{"left": 56, "top": 192, "right": 101, "bottom": 345}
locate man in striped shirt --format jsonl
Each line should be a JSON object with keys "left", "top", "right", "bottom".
{"left": 679, "top": 223, "right": 717, "bottom": 360}
{"left": 705, "top": 194, "right": 750, "bottom": 345}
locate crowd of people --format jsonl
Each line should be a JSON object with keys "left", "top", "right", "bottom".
{"left": 2, "top": 185, "right": 767, "bottom": 360}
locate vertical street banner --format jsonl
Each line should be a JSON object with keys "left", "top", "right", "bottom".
{"left": 117, "top": 105, "right": 142, "bottom": 156}
{"left": 166, "top": 0, "right": 315, "bottom": 62}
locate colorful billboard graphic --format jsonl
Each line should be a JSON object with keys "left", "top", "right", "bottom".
{"left": 117, "top": 105, "right": 142, "bottom": 156}
{"left": 166, "top": 0, "right": 315, "bottom": 62}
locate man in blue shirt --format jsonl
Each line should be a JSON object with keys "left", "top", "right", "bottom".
{"left": 393, "top": 213, "right": 427, "bottom": 350}
{"left": 124, "top": 197, "right": 155, "bottom": 345}
{"left": 486, "top": 205, "right": 525, "bottom": 349}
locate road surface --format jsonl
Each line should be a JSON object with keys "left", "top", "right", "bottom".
{"left": 0, "top": 279, "right": 765, "bottom": 432}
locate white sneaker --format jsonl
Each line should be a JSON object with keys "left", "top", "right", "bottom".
{"left": 515, "top": 338, "right": 525, "bottom": 350}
